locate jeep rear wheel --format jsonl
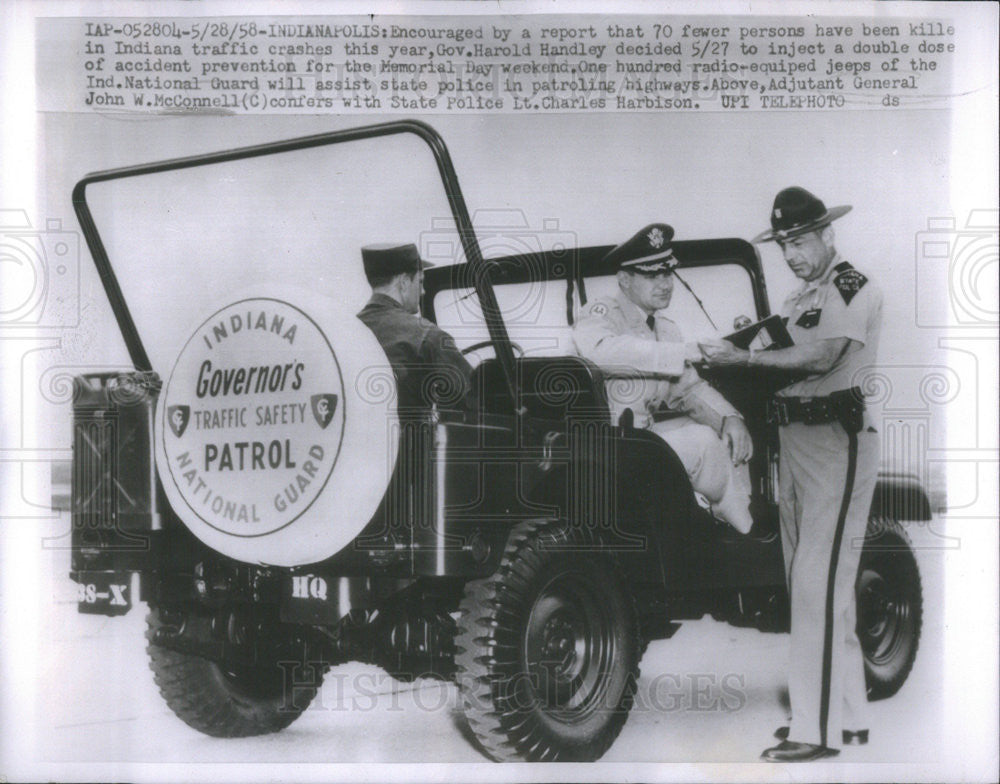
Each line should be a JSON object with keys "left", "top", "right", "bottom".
{"left": 857, "top": 517, "right": 923, "bottom": 700}
{"left": 146, "top": 606, "right": 322, "bottom": 737}
{"left": 455, "top": 521, "right": 639, "bottom": 762}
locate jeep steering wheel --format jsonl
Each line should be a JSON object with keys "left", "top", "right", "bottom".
{"left": 461, "top": 340, "right": 524, "bottom": 358}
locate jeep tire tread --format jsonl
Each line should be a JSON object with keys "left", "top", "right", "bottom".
{"left": 857, "top": 516, "right": 923, "bottom": 701}
{"left": 455, "top": 519, "right": 640, "bottom": 762}
{"left": 146, "top": 607, "right": 320, "bottom": 737}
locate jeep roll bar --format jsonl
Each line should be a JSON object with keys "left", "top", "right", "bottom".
{"left": 71, "top": 119, "right": 520, "bottom": 410}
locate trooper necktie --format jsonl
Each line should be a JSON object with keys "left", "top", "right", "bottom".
{"left": 646, "top": 314, "right": 656, "bottom": 332}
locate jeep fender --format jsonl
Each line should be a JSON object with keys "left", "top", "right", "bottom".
{"left": 870, "top": 472, "right": 933, "bottom": 521}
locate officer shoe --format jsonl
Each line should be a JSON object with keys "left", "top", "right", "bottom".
{"left": 774, "top": 726, "right": 869, "bottom": 745}
{"left": 761, "top": 740, "right": 839, "bottom": 762}
{"left": 713, "top": 495, "right": 753, "bottom": 535}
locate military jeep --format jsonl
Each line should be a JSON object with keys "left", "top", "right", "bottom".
{"left": 68, "top": 120, "right": 927, "bottom": 762}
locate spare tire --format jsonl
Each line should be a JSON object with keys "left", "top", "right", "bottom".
{"left": 155, "top": 286, "right": 398, "bottom": 566}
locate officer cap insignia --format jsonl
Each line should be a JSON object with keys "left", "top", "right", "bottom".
{"left": 603, "top": 223, "right": 677, "bottom": 274}
{"left": 754, "top": 187, "right": 851, "bottom": 244}
{"left": 834, "top": 266, "right": 868, "bottom": 305}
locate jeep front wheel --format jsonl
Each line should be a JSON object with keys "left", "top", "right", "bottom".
{"left": 857, "top": 517, "right": 923, "bottom": 700}
{"left": 455, "top": 521, "right": 640, "bottom": 762}
{"left": 146, "top": 606, "right": 322, "bottom": 737}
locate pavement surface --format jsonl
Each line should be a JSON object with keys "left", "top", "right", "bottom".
{"left": 0, "top": 511, "right": 970, "bottom": 781}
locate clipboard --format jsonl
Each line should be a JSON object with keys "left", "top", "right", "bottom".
{"left": 723, "top": 314, "right": 794, "bottom": 351}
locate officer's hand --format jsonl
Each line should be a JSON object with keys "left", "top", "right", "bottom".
{"left": 722, "top": 416, "right": 753, "bottom": 464}
{"left": 699, "top": 340, "right": 748, "bottom": 367}
{"left": 684, "top": 342, "right": 704, "bottom": 364}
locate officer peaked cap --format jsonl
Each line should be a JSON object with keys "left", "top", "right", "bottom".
{"left": 604, "top": 223, "right": 678, "bottom": 274}
{"left": 361, "top": 243, "right": 433, "bottom": 279}
{"left": 753, "top": 187, "right": 851, "bottom": 243}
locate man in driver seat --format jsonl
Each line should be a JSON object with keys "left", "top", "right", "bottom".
{"left": 357, "top": 242, "right": 473, "bottom": 414}
{"left": 572, "top": 224, "right": 754, "bottom": 534}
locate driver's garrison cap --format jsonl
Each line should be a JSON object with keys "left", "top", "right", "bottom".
{"left": 604, "top": 223, "right": 678, "bottom": 274}
{"left": 361, "top": 243, "right": 434, "bottom": 279}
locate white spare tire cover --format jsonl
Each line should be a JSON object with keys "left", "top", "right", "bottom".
{"left": 155, "top": 286, "right": 398, "bottom": 567}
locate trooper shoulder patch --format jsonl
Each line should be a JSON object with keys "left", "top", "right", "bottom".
{"left": 588, "top": 302, "right": 609, "bottom": 316}
{"left": 833, "top": 267, "right": 868, "bottom": 305}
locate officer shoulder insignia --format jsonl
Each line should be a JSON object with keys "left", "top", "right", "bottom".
{"left": 833, "top": 261, "right": 868, "bottom": 305}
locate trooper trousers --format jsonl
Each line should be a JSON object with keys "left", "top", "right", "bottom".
{"left": 778, "top": 420, "right": 879, "bottom": 749}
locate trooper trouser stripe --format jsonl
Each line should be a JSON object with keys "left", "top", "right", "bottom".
{"left": 779, "top": 422, "right": 878, "bottom": 749}
{"left": 819, "top": 430, "right": 858, "bottom": 748}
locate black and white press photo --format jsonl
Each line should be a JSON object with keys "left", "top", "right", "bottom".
{"left": 1, "top": 1, "right": 997, "bottom": 782}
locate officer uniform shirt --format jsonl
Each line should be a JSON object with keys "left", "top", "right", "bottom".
{"left": 357, "top": 293, "right": 473, "bottom": 411}
{"left": 779, "top": 255, "right": 883, "bottom": 399}
{"left": 573, "top": 289, "right": 739, "bottom": 431}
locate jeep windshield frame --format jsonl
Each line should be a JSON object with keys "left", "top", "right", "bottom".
{"left": 423, "top": 239, "right": 773, "bottom": 339}
{"left": 72, "top": 119, "right": 519, "bottom": 408}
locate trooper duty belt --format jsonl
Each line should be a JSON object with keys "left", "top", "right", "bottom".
{"left": 767, "top": 387, "right": 866, "bottom": 433}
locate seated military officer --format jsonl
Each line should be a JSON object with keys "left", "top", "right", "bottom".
{"left": 572, "top": 224, "right": 754, "bottom": 533}
{"left": 356, "top": 242, "right": 473, "bottom": 414}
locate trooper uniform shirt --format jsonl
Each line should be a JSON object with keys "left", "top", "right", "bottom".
{"left": 573, "top": 289, "right": 753, "bottom": 532}
{"left": 776, "top": 256, "right": 883, "bottom": 750}
{"left": 357, "top": 293, "right": 473, "bottom": 412}
{"left": 780, "top": 256, "right": 883, "bottom": 401}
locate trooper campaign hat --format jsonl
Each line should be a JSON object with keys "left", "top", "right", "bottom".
{"left": 604, "top": 223, "right": 678, "bottom": 274}
{"left": 361, "top": 243, "right": 433, "bottom": 280}
{"left": 752, "top": 186, "right": 852, "bottom": 244}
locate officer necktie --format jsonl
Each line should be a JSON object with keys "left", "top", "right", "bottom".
{"left": 646, "top": 314, "right": 656, "bottom": 332}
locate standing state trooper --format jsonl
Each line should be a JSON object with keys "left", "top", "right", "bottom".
{"left": 700, "top": 187, "right": 883, "bottom": 762}
{"left": 573, "top": 224, "right": 754, "bottom": 534}
{"left": 356, "top": 242, "right": 473, "bottom": 413}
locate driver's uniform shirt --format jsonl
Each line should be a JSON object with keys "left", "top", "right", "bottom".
{"left": 774, "top": 255, "right": 883, "bottom": 750}
{"left": 358, "top": 293, "right": 473, "bottom": 413}
{"left": 573, "top": 289, "right": 752, "bottom": 532}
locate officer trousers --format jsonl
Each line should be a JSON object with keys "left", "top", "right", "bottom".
{"left": 778, "top": 421, "right": 879, "bottom": 749}
{"left": 649, "top": 417, "right": 753, "bottom": 533}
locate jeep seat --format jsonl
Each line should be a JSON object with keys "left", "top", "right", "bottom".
{"left": 471, "top": 356, "right": 611, "bottom": 423}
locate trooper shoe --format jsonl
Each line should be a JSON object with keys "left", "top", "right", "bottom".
{"left": 761, "top": 740, "right": 840, "bottom": 762}
{"left": 774, "top": 726, "right": 869, "bottom": 745}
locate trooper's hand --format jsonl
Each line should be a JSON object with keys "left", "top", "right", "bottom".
{"left": 722, "top": 416, "right": 753, "bottom": 464}
{"left": 699, "top": 339, "right": 748, "bottom": 367}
